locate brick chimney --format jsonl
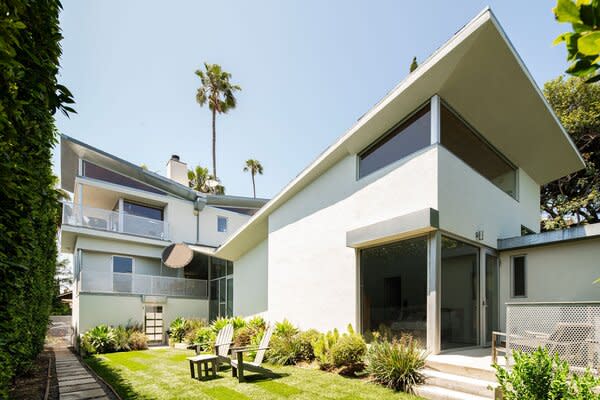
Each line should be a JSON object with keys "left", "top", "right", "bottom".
{"left": 166, "top": 155, "right": 188, "bottom": 186}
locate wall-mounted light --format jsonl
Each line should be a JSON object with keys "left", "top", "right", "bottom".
{"left": 475, "top": 230, "right": 484, "bottom": 241}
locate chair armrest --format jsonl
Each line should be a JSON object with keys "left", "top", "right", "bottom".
{"left": 231, "top": 346, "right": 269, "bottom": 354}
{"left": 214, "top": 342, "right": 234, "bottom": 348}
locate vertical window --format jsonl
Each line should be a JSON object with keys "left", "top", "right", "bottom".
{"left": 511, "top": 255, "right": 527, "bottom": 297}
{"left": 113, "top": 256, "right": 133, "bottom": 273}
{"left": 217, "top": 216, "right": 228, "bottom": 233}
{"left": 358, "top": 103, "right": 431, "bottom": 178}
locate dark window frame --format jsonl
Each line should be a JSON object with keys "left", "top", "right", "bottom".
{"left": 511, "top": 255, "right": 527, "bottom": 298}
{"left": 357, "top": 101, "right": 432, "bottom": 179}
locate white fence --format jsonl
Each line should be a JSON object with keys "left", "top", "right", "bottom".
{"left": 80, "top": 270, "right": 208, "bottom": 299}
{"left": 506, "top": 302, "right": 600, "bottom": 372}
{"left": 62, "top": 202, "right": 169, "bottom": 240}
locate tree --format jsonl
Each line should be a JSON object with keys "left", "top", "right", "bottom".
{"left": 51, "top": 258, "right": 72, "bottom": 315}
{"left": 0, "top": 0, "right": 74, "bottom": 394}
{"left": 187, "top": 165, "right": 210, "bottom": 193}
{"left": 243, "top": 159, "right": 264, "bottom": 198}
{"left": 553, "top": 0, "right": 600, "bottom": 82}
{"left": 195, "top": 63, "right": 241, "bottom": 180}
{"left": 542, "top": 76, "right": 600, "bottom": 230}
{"left": 410, "top": 57, "right": 418, "bottom": 72}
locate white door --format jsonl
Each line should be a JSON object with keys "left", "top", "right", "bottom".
{"left": 145, "top": 305, "right": 163, "bottom": 344}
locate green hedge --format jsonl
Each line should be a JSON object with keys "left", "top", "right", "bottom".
{"left": 0, "top": 0, "right": 74, "bottom": 396}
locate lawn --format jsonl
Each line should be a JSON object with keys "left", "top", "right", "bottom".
{"left": 84, "top": 348, "right": 423, "bottom": 400}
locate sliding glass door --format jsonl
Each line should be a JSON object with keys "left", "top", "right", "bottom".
{"left": 484, "top": 253, "right": 499, "bottom": 345}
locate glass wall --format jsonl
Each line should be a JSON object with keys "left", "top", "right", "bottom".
{"left": 358, "top": 104, "right": 431, "bottom": 178}
{"left": 440, "top": 104, "right": 517, "bottom": 198}
{"left": 82, "top": 161, "right": 165, "bottom": 195}
{"left": 209, "top": 258, "right": 234, "bottom": 321}
{"left": 441, "top": 236, "right": 479, "bottom": 350}
{"left": 360, "top": 237, "right": 427, "bottom": 344}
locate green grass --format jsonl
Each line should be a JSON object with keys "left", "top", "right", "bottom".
{"left": 84, "top": 348, "right": 423, "bottom": 400}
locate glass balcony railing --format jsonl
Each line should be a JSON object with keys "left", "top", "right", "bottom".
{"left": 62, "top": 202, "right": 168, "bottom": 240}
{"left": 79, "top": 270, "right": 208, "bottom": 298}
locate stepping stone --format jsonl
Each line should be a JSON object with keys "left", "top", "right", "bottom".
{"left": 61, "top": 382, "right": 102, "bottom": 393}
{"left": 60, "top": 388, "right": 106, "bottom": 400}
{"left": 57, "top": 368, "right": 87, "bottom": 374}
{"left": 59, "top": 374, "right": 92, "bottom": 382}
{"left": 60, "top": 378, "right": 97, "bottom": 387}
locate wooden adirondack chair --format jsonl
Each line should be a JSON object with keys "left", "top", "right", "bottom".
{"left": 230, "top": 325, "right": 275, "bottom": 382}
{"left": 192, "top": 323, "right": 234, "bottom": 366}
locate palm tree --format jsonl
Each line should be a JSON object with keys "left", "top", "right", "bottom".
{"left": 188, "top": 165, "right": 210, "bottom": 193}
{"left": 243, "top": 159, "right": 263, "bottom": 198}
{"left": 195, "top": 63, "right": 241, "bottom": 181}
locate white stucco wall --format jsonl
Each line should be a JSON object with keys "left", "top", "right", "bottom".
{"left": 438, "top": 146, "right": 540, "bottom": 248}
{"left": 266, "top": 147, "right": 439, "bottom": 332}
{"left": 233, "top": 239, "right": 268, "bottom": 317}
{"left": 78, "top": 293, "right": 208, "bottom": 337}
{"left": 165, "top": 195, "right": 197, "bottom": 243}
{"left": 498, "top": 238, "right": 600, "bottom": 331}
{"left": 197, "top": 205, "right": 251, "bottom": 247}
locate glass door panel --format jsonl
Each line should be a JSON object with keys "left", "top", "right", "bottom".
{"left": 441, "top": 236, "right": 479, "bottom": 350}
{"left": 485, "top": 254, "right": 499, "bottom": 345}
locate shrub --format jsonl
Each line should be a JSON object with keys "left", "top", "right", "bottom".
{"left": 366, "top": 335, "right": 427, "bottom": 393}
{"left": 234, "top": 325, "right": 261, "bottom": 348}
{"left": 494, "top": 347, "right": 600, "bottom": 400}
{"left": 113, "top": 326, "right": 130, "bottom": 352}
{"left": 211, "top": 317, "right": 231, "bottom": 333}
{"left": 247, "top": 316, "right": 266, "bottom": 332}
{"left": 275, "top": 319, "right": 299, "bottom": 338}
{"left": 82, "top": 325, "right": 117, "bottom": 354}
{"left": 128, "top": 332, "right": 148, "bottom": 351}
{"left": 312, "top": 328, "right": 340, "bottom": 369}
{"left": 169, "top": 317, "right": 187, "bottom": 343}
{"left": 193, "top": 327, "right": 216, "bottom": 352}
{"left": 295, "top": 329, "right": 320, "bottom": 362}
{"left": 330, "top": 326, "right": 366, "bottom": 375}
{"left": 230, "top": 316, "right": 247, "bottom": 330}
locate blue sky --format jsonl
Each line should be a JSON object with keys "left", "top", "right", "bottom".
{"left": 54, "top": 0, "right": 568, "bottom": 199}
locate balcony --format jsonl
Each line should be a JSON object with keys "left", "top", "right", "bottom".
{"left": 62, "top": 202, "right": 168, "bottom": 240}
{"left": 79, "top": 270, "right": 208, "bottom": 298}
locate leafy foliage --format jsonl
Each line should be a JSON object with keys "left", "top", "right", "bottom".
{"left": 542, "top": 76, "right": 600, "bottom": 230}
{"left": 0, "top": 0, "right": 74, "bottom": 395}
{"left": 243, "top": 159, "right": 264, "bottom": 198}
{"left": 554, "top": 0, "right": 600, "bottom": 82}
{"left": 169, "top": 317, "right": 187, "bottom": 343}
{"left": 366, "top": 335, "right": 427, "bottom": 394}
{"left": 192, "top": 327, "right": 216, "bottom": 352}
{"left": 128, "top": 331, "right": 148, "bottom": 351}
{"left": 195, "top": 62, "right": 241, "bottom": 180}
{"left": 82, "top": 325, "right": 118, "bottom": 355}
{"left": 274, "top": 319, "right": 299, "bottom": 338}
{"left": 312, "top": 325, "right": 366, "bottom": 375}
{"left": 494, "top": 347, "right": 600, "bottom": 399}
{"left": 187, "top": 165, "right": 211, "bottom": 193}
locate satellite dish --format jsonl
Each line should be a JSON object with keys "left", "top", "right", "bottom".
{"left": 162, "top": 243, "right": 193, "bottom": 268}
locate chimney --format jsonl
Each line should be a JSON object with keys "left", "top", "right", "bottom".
{"left": 166, "top": 155, "right": 188, "bottom": 186}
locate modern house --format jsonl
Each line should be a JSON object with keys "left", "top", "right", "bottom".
{"left": 60, "top": 8, "right": 600, "bottom": 362}
{"left": 59, "top": 136, "right": 268, "bottom": 343}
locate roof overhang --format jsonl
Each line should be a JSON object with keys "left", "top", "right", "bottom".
{"left": 214, "top": 9, "right": 587, "bottom": 260}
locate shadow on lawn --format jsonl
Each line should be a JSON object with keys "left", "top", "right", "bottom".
{"left": 84, "top": 356, "right": 150, "bottom": 400}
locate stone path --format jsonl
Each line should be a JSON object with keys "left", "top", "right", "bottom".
{"left": 54, "top": 348, "right": 110, "bottom": 400}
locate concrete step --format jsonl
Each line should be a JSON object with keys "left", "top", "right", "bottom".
{"left": 423, "top": 369, "right": 497, "bottom": 398}
{"left": 426, "top": 359, "right": 497, "bottom": 381}
{"left": 416, "top": 384, "right": 493, "bottom": 400}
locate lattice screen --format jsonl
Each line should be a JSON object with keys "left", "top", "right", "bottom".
{"left": 506, "top": 302, "right": 600, "bottom": 373}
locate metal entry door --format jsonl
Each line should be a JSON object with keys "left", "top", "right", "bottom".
{"left": 145, "top": 305, "right": 163, "bottom": 344}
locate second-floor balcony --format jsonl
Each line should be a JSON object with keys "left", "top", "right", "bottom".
{"left": 62, "top": 202, "right": 169, "bottom": 240}
{"left": 78, "top": 270, "right": 208, "bottom": 298}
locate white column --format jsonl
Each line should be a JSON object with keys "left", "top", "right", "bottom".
{"left": 430, "top": 95, "right": 441, "bottom": 144}
{"left": 427, "top": 231, "right": 442, "bottom": 354}
{"left": 118, "top": 198, "right": 124, "bottom": 233}
{"left": 76, "top": 182, "right": 83, "bottom": 225}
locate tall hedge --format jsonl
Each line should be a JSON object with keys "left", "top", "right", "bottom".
{"left": 0, "top": 0, "right": 74, "bottom": 395}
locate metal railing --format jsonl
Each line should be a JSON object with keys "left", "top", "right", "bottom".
{"left": 62, "top": 202, "right": 168, "bottom": 240}
{"left": 79, "top": 270, "right": 207, "bottom": 298}
{"left": 503, "top": 302, "right": 600, "bottom": 373}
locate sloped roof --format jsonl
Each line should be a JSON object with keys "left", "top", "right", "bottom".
{"left": 214, "top": 8, "right": 585, "bottom": 260}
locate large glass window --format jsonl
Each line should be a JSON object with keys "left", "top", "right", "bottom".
{"left": 441, "top": 104, "right": 517, "bottom": 198}
{"left": 82, "top": 161, "right": 165, "bottom": 195}
{"left": 441, "top": 236, "right": 479, "bottom": 350}
{"left": 360, "top": 237, "right": 427, "bottom": 344}
{"left": 209, "top": 258, "right": 234, "bottom": 321}
{"left": 511, "top": 255, "right": 527, "bottom": 297}
{"left": 123, "top": 201, "right": 163, "bottom": 221}
{"left": 358, "top": 104, "right": 431, "bottom": 178}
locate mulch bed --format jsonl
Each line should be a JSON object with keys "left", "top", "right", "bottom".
{"left": 9, "top": 349, "right": 59, "bottom": 400}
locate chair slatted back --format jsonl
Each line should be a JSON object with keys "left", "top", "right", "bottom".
{"left": 216, "top": 324, "right": 234, "bottom": 357}
{"left": 253, "top": 325, "right": 274, "bottom": 365}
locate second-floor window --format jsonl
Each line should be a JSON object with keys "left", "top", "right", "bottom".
{"left": 113, "top": 256, "right": 133, "bottom": 273}
{"left": 217, "top": 216, "right": 228, "bottom": 233}
{"left": 123, "top": 200, "right": 163, "bottom": 221}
